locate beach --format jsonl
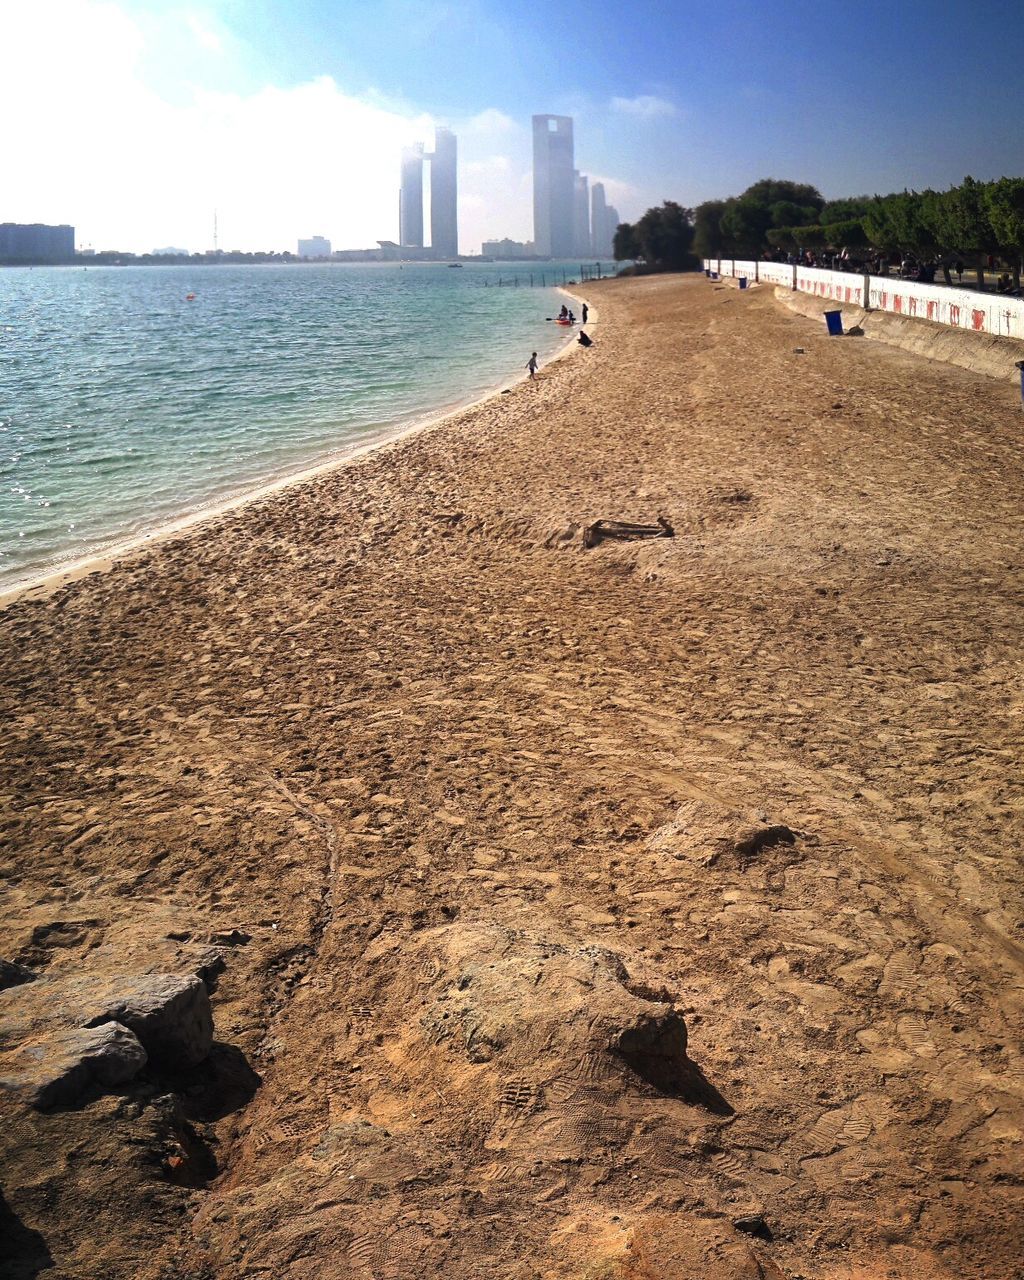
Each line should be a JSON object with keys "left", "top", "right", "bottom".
{"left": 1, "top": 274, "right": 1022, "bottom": 1279}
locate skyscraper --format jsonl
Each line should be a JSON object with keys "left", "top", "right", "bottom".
{"left": 532, "top": 115, "right": 574, "bottom": 258}
{"left": 573, "top": 171, "right": 591, "bottom": 258}
{"left": 589, "top": 183, "right": 620, "bottom": 257}
{"left": 429, "top": 127, "right": 458, "bottom": 259}
{"left": 399, "top": 143, "right": 424, "bottom": 248}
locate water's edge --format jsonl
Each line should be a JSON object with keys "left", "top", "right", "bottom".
{"left": 0, "top": 295, "right": 584, "bottom": 609}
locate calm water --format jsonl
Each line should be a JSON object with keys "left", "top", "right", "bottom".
{"left": 0, "top": 261, "right": 598, "bottom": 589}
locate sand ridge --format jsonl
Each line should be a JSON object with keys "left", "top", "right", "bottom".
{"left": 0, "top": 275, "right": 1022, "bottom": 1279}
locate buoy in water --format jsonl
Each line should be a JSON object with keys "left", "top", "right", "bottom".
{"left": 185, "top": 293, "right": 196, "bottom": 301}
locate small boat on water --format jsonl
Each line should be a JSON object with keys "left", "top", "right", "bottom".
{"left": 555, "top": 317, "right": 573, "bottom": 326}
{"left": 447, "top": 263, "right": 463, "bottom": 268}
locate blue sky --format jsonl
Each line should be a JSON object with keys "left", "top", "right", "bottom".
{"left": 4, "top": 0, "right": 1024, "bottom": 252}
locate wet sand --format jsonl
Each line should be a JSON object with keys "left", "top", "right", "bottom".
{"left": 1, "top": 274, "right": 1022, "bottom": 1280}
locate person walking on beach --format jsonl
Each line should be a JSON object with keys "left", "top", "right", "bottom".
{"left": 582, "top": 303, "right": 589, "bottom": 324}
{"left": 526, "top": 351, "right": 539, "bottom": 379}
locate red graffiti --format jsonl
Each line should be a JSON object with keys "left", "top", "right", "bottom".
{"left": 972, "top": 309, "right": 986, "bottom": 331}
{"left": 881, "top": 292, "right": 888, "bottom": 309}
{"left": 949, "top": 304, "right": 960, "bottom": 325}
{"left": 893, "top": 295, "right": 902, "bottom": 313}
{"left": 908, "top": 297, "right": 917, "bottom": 316}
{"left": 927, "top": 300, "right": 937, "bottom": 320}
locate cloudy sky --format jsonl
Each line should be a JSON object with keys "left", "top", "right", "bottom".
{"left": 4, "top": 0, "right": 1024, "bottom": 255}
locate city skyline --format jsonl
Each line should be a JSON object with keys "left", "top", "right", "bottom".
{"left": 7, "top": 1, "right": 1024, "bottom": 255}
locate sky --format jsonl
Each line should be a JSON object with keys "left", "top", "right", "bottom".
{"left": 4, "top": 0, "right": 1024, "bottom": 255}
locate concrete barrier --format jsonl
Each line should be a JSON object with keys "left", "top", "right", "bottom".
{"left": 757, "top": 262, "right": 797, "bottom": 288}
{"left": 703, "top": 259, "right": 1024, "bottom": 340}
{"left": 866, "top": 279, "right": 1024, "bottom": 340}
{"left": 795, "top": 268, "right": 869, "bottom": 309}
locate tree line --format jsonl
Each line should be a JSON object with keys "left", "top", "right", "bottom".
{"left": 613, "top": 176, "right": 1024, "bottom": 288}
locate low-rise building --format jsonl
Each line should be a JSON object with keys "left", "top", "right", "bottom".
{"left": 0, "top": 223, "right": 75, "bottom": 263}
{"left": 481, "top": 238, "right": 536, "bottom": 259}
{"left": 297, "top": 236, "right": 332, "bottom": 259}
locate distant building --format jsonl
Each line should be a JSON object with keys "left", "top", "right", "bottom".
{"left": 589, "top": 184, "right": 621, "bottom": 257}
{"left": 399, "top": 144, "right": 425, "bottom": 248}
{"left": 430, "top": 127, "right": 459, "bottom": 258}
{"left": 605, "top": 204, "right": 620, "bottom": 254}
{"left": 573, "top": 171, "right": 591, "bottom": 258}
{"left": 481, "top": 238, "right": 536, "bottom": 259}
{"left": 152, "top": 246, "right": 189, "bottom": 257}
{"left": 532, "top": 115, "right": 574, "bottom": 258}
{"left": 0, "top": 223, "right": 75, "bottom": 264}
{"left": 297, "top": 236, "right": 332, "bottom": 259}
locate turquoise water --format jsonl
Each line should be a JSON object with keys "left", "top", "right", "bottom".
{"left": 0, "top": 261, "right": 600, "bottom": 590}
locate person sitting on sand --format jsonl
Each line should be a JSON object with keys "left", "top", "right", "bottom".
{"left": 526, "top": 352, "right": 539, "bottom": 379}
{"left": 577, "top": 330, "right": 593, "bottom": 347}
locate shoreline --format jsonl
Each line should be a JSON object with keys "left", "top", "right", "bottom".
{"left": 0, "top": 288, "right": 590, "bottom": 610}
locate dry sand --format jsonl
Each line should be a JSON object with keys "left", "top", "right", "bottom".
{"left": 1, "top": 274, "right": 1022, "bottom": 1280}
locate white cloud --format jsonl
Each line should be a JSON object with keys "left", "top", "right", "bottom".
{"left": 587, "top": 175, "right": 639, "bottom": 210}
{"left": 465, "top": 108, "right": 519, "bottom": 135}
{"left": 183, "top": 11, "right": 225, "bottom": 54}
{"left": 610, "top": 94, "right": 678, "bottom": 119}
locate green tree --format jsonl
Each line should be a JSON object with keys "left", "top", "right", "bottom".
{"left": 818, "top": 219, "right": 868, "bottom": 249}
{"left": 616, "top": 202, "right": 696, "bottom": 271}
{"left": 635, "top": 201, "right": 695, "bottom": 269}
{"left": 769, "top": 200, "right": 819, "bottom": 229}
{"left": 739, "top": 178, "right": 824, "bottom": 212}
{"left": 934, "top": 177, "right": 999, "bottom": 287}
{"left": 720, "top": 198, "right": 773, "bottom": 255}
{"left": 820, "top": 196, "right": 873, "bottom": 222}
{"left": 612, "top": 222, "right": 641, "bottom": 262}
{"left": 984, "top": 177, "right": 1024, "bottom": 287}
{"left": 692, "top": 200, "right": 727, "bottom": 259}
{"left": 765, "top": 226, "right": 798, "bottom": 250}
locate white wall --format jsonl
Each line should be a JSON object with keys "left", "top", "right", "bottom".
{"left": 757, "top": 261, "right": 796, "bottom": 288}
{"left": 866, "top": 278, "right": 1024, "bottom": 339}
{"left": 703, "top": 259, "right": 1024, "bottom": 339}
{"left": 794, "top": 268, "right": 868, "bottom": 309}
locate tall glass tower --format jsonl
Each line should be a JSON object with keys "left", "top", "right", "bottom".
{"left": 430, "top": 128, "right": 459, "bottom": 259}
{"left": 399, "top": 144, "right": 424, "bottom": 248}
{"left": 532, "top": 115, "right": 574, "bottom": 259}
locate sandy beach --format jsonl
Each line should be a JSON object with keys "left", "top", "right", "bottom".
{"left": 1, "top": 274, "right": 1022, "bottom": 1279}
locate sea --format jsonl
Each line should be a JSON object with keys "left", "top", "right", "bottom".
{"left": 0, "top": 260, "right": 604, "bottom": 592}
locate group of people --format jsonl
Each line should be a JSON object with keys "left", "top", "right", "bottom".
{"left": 760, "top": 247, "right": 1022, "bottom": 294}
{"left": 527, "top": 301, "right": 593, "bottom": 380}
{"left": 557, "top": 302, "right": 590, "bottom": 325}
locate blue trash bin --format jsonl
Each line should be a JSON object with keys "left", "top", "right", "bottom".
{"left": 824, "top": 309, "right": 843, "bottom": 336}
{"left": 738, "top": 277, "right": 748, "bottom": 289}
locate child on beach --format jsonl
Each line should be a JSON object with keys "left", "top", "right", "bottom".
{"left": 526, "top": 352, "right": 539, "bottom": 379}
